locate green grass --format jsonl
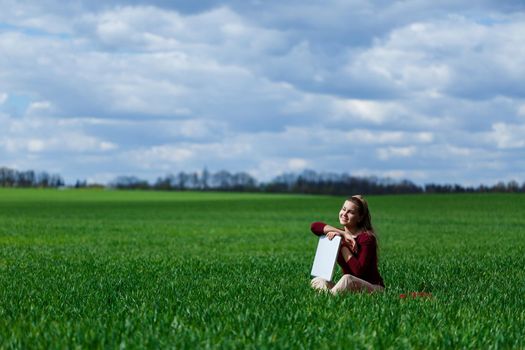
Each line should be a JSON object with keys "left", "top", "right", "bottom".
{"left": 0, "top": 188, "right": 524, "bottom": 348}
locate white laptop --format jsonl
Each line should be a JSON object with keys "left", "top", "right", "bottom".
{"left": 310, "top": 235, "right": 341, "bottom": 281}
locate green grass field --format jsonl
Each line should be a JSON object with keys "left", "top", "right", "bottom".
{"left": 0, "top": 189, "right": 524, "bottom": 348}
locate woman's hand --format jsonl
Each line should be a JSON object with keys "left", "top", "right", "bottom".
{"left": 326, "top": 231, "right": 340, "bottom": 240}
{"left": 343, "top": 233, "right": 358, "bottom": 253}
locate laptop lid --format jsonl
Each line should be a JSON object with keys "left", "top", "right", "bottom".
{"left": 310, "top": 235, "right": 341, "bottom": 281}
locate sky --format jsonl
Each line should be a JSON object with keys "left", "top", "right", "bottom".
{"left": 1, "top": 0, "right": 525, "bottom": 186}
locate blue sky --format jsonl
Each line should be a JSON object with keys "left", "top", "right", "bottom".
{"left": 1, "top": 0, "right": 525, "bottom": 185}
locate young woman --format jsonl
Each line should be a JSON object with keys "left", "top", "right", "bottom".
{"left": 310, "top": 195, "right": 384, "bottom": 295}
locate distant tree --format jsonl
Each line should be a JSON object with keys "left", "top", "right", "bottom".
{"left": 187, "top": 172, "right": 199, "bottom": 190}
{"left": 231, "top": 172, "right": 257, "bottom": 191}
{"left": 111, "top": 176, "right": 150, "bottom": 190}
{"left": 49, "top": 174, "right": 64, "bottom": 188}
{"left": 2, "top": 165, "right": 525, "bottom": 194}
{"left": 176, "top": 172, "right": 189, "bottom": 190}
{"left": 154, "top": 174, "right": 175, "bottom": 190}
{"left": 212, "top": 170, "right": 233, "bottom": 189}
{"left": 492, "top": 181, "right": 506, "bottom": 193}
{"left": 507, "top": 180, "right": 520, "bottom": 193}
{"left": 38, "top": 172, "right": 50, "bottom": 188}
{"left": 75, "top": 180, "right": 87, "bottom": 188}
{"left": 201, "top": 168, "right": 210, "bottom": 190}
{"left": 19, "top": 170, "right": 36, "bottom": 187}
{"left": 0, "top": 167, "right": 15, "bottom": 187}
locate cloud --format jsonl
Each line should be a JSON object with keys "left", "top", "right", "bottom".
{"left": 377, "top": 146, "right": 417, "bottom": 160}
{"left": 490, "top": 123, "right": 525, "bottom": 149}
{"left": 1, "top": 1, "right": 525, "bottom": 185}
{"left": 358, "top": 15, "right": 525, "bottom": 100}
{"left": 0, "top": 115, "right": 118, "bottom": 154}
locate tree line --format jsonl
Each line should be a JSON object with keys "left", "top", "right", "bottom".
{"left": 102, "top": 169, "right": 525, "bottom": 195}
{"left": 2, "top": 166, "right": 524, "bottom": 194}
{"left": 0, "top": 167, "right": 64, "bottom": 188}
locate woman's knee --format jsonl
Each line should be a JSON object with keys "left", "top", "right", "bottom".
{"left": 330, "top": 274, "right": 354, "bottom": 295}
{"left": 340, "top": 274, "right": 355, "bottom": 282}
{"left": 338, "top": 274, "right": 367, "bottom": 293}
{"left": 341, "top": 274, "right": 381, "bottom": 293}
{"left": 311, "top": 276, "right": 326, "bottom": 284}
{"left": 311, "top": 277, "right": 334, "bottom": 291}
{"left": 311, "top": 276, "right": 327, "bottom": 289}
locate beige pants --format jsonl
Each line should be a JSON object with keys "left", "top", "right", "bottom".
{"left": 311, "top": 274, "right": 384, "bottom": 295}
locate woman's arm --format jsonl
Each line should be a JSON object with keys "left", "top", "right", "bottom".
{"left": 311, "top": 222, "right": 356, "bottom": 251}
{"left": 347, "top": 236, "right": 376, "bottom": 276}
{"left": 311, "top": 222, "right": 346, "bottom": 236}
{"left": 310, "top": 222, "right": 327, "bottom": 236}
{"left": 323, "top": 224, "right": 346, "bottom": 236}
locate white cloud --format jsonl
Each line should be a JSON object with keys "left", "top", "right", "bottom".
{"left": 345, "top": 129, "right": 433, "bottom": 144}
{"left": 377, "top": 146, "right": 417, "bottom": 160}
{"left": 27, "top": 139, "right": 45, "bottom": 152}
{"left": 26, "top": 100, "right": 54, "bottom": 116}
{"left": 288, "top": 158, "right": 309, "bottom": 171}
{"left": 0, "top": 115, "right": 118, "bottom": 154}
{"left": 128, "top": 145, "right": 194, "bottom": 167}
{"left": 490, "top": 123, "right": 525, "bottom": 149}
{"left": 2, "top": 134, "right": 118, "bottom": 153}
{"left": 1, "top": 2, "right": 525, "bottom": 185}
{"left": 517, "top": 103, "right": 525, "bottom": 117}
{"left": 123, "top": 139, "right": 254, "bottom": 172}
{"left": 331, "top": 99, "right": 395, "bottom": 124}
{"left": 249, "top": 158, "right": 309, "bottom": 181}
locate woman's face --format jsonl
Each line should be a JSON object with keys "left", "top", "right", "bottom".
{"left": 339, "top": 200, "right": 361, "bottom": 228}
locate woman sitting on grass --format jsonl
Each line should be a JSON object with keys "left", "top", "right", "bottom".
{"left": 311, "top": 195, "right": 384, "bottom": 294}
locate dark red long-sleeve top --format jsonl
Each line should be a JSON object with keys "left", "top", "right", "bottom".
{"left": 311, "top": 222, "right": 384, "bottom": 287}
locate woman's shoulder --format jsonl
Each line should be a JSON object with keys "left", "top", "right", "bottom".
{"left": 357, "top": 231, "right": 377, "bottom": 244}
